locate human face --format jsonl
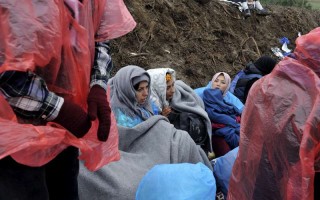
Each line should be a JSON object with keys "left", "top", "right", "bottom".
{"left": 135, "top": 81, "right": 149, "bottom": 105}
{"left": 212, "top": 75, "right": 228, "bottom": 92}
{"left": 166, "top": 79, "right": 175, "bottom": 100}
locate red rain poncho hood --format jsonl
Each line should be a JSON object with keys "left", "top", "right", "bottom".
{"left": 228, "top": 27, "right": 320, "bottom": 200}
{"left": 0, "top": 0, "right": 136, "bottom": 171}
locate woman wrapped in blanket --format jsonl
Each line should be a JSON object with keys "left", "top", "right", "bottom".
{"left": 203, "top": 72, "right": 242, "bottom": 155}
{"left": 147, "top": 68, "right": 213, "bottom": 154}
{"left": 110, "top": 65, "right": 153, "bottom": 127}
{"left": 78, "top": 65, "right": 213, "bottom": 200}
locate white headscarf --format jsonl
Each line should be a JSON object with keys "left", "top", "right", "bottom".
{"left": 211, "top": 72, "right": 231, "bottom": 96}
{"left": 147, "top": 68, "right": 176, "bottom": 112}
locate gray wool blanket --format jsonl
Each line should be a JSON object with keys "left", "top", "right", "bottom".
{"left": 78, "top": 115, "right": 212, "bottom": 200}
{"left": 170, "top": 80, "right": 213, "bottom": 149}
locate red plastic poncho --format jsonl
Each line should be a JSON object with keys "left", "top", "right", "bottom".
{"left": 0, "top": 0, "right": 136, "bottom": 171}
{"left": 228, "top": 27, "right": 320, "bottom": 200}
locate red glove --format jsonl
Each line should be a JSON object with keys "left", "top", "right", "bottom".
{"left": 87, "top": 85, "right": 111, "bottom": 141}
{"left": 53, "top": 99, "right": 91, "bottom": 138}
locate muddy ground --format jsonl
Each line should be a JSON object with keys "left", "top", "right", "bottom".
{"left": 111, "top": 0, "right": 320, "bottom": 88}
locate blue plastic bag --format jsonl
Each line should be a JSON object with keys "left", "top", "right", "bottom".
{"left": 136, "top": 162, "right": 216, "bottom": 200}
{"left": 213, "top": 147, "right": 239, "bottom": 197}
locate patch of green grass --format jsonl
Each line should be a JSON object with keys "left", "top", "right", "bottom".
{"left": 309, "top": 1, "right": 320, "bottom": 9}
{"left": 261, "top": 0, "right": 320, "bottom": 9}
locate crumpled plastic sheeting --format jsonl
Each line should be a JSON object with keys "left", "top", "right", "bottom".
{"left": 97, "top": 0, "right": 137, "bottom": 40}
{"left": 228, "top": 27, "right": 320, "bottom": 200}
{"left": 0, "top": 0, "right": 62, "bottom": 73}
{"left": 0, "top": 0, "right": 136, "bottom": 171}
{"left": 0, "top": 91, "right": 120, "bottom": 171}
{"left": 0, "top": 0, "right": 136, "bottom": 107}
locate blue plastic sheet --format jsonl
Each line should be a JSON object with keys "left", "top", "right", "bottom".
{"left": 136, "top": 162, "right": 216, "bottom": 200}
{"left": 213, "top": 147, "right": 238, "bottom": 197}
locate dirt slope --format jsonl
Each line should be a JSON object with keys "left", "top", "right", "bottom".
{"left": 111, "top": 0, "right": 320, "bottom": 88}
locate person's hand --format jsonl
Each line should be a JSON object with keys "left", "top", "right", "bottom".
{"left": 53, "top": 99, "right": 91, "bottom": 138}
{"left": 161, "top": 106, "right": 172, "bottom": 117}
{"left": 87, "top": 85, "right": 111, "bottom": 141}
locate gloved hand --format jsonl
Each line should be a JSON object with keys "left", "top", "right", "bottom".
{"left": 53, "top": 99, "right": 91, "bottom": 138}
{"left": 87, "top": 85, "right": 111, "bottom": 141}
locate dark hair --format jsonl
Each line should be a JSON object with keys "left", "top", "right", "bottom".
{"left": 254, "top": 56, "right": 277, "bottom": 75}
{"left": 133, "top": 83, "right": 140, "bottom": 91}
{"left": 133, "top": 81, "right": 149, "bottom": 91}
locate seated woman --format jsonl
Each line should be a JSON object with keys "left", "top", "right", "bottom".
{"left": 194, "top": 80, "right": 244, "bottom": 113}
{"left": 110, "top": 65, "right": 153, "bottom": 128}
{"left": 203, "top": 72, "right": 242, "bottom": 156}
{"left": 147, "top": 68, "right": 213, "bottom": 154}
{"left": 78, "top": 65, "right": 212, "bottom": 200}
